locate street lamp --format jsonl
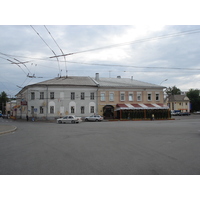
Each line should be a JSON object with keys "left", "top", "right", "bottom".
{"left": 160, "top": 79, "right": 168, "bottom": 85}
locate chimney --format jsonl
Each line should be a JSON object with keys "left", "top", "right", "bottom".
{"left": 95, "top": 73, "right": 99, "bottom": 81}
{"left": 117, "top": 76, "right": 121, "bottom": 79}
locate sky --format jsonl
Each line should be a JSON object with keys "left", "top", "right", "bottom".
{"left": 1, "top": 24, "right": 200, "bottom": 97}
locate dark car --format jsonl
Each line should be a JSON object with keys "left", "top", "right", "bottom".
{"left": 178, "top": 112, "right": 191, "bottom": 116}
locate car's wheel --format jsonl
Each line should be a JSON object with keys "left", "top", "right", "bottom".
{"left": 58, "top": 120, "right": 62, "bottom": 124}
{"left": 95, "top": 119, "right": 98, "bottom": 122}
{"left": 71, "top": 120, "right": 75, "bottom": 124}
{"left": 85, "top": 118, "right": 88, "bottom": 122}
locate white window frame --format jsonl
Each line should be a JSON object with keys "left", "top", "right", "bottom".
{"left": 90, "top": 92, "right": 94, "bottom": 100}
{"left": 31, "top": 92, "right": 35, "bottom": 100}
{"left": 50, "top": 92, "right": 54, "bottom": 99}
{"left": 40, "top": 106, "right": 44, "bottom": 114}
{"left": 120, "top": 92, "right": 125, "bottom": 101}
{"left": 71, "top": 106, "right": 75, "bottom": 114}
{"left": 155, "top": 92, "right": 160, "bottom": 101}
{"left": 50, "top": 106, "right": 54, "bottom": 114}
{"left": 147, "top": 92, "right": 152, "bottom": 101}
{"left": 71, "top": 92, "right": 75, "bottom": 100}
{"left": 81, "top": 92, "right": 85, "bottom": 100}
{"left": 90, "top": 106, "right": 95, "bottom": 113}
{"left": 40, "top": 92, "right": 44, "bottom": 99}
{"left": 129, "top": 92, "right": 133, "bottom": 101}
{"left": 81, "top": 106, "right": 85, "bottom": 114}
{"left": 100, "top": 92, "right": 105, "bottom": 101}
{"left": 109, "top": 92, "right": 114, "bottom": 101}
{"left": 137, "top": 92, "right": 142, "bottom": 101}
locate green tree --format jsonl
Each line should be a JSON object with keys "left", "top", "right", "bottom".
{"left": 186, "top": 89, "right": 200, "bottom": 112}
{"left": 0, "top": 91, "right": 9, "bottom": 114}
{"left": 165, "top": 86, "right": 181, "bottom": 95}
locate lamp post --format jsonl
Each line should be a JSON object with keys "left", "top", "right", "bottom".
{"left": 160, "top": 79, "right": 168, "bottom": 85}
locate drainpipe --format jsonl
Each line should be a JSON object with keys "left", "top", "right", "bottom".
{"left": 96, "top": 85, "right": 99, "bottom": 115}
{"left": 46, "top": 85, "right": 48, "bottom": 120}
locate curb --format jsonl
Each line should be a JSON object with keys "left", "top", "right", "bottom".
{"left": 0, "top": 126, "right": 17, "bottom": 135}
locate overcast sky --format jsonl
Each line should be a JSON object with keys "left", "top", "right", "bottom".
{"left": 1, "top": 25, "right": 200, "bottom": 97}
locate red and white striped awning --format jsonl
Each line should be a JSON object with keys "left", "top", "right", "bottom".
{"left": 116, "top": 103, "right": 169, "bottom": 110}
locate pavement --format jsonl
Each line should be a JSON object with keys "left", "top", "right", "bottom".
{"left": 0, "top": 123, "right": 17, "bottom": 135}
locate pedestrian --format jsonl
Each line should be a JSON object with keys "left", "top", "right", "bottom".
{"left": 152, "top": 114, "right": 154, "bottom": 121}
{"left": 26, "top": 114, "right": 29, "bottom": 121}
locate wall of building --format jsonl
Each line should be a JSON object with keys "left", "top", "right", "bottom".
{"left": 97, "top": 88, "right": 164, "bottom": 116}
{"left": 16, "top": 86, "right": 97, "bottom": 120}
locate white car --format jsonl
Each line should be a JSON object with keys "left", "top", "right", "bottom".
{"left": 57, "top": 115, "right": 82, "bottom": 124}
{"left": 85, "top": 115, "right": 104, "bottom": 122}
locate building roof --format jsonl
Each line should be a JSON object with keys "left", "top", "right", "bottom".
{"left": 29, "top": 76, "right": 97, "bottom": 87}
{"left": 168, "top": 95, "right": 190, "bottom": 102}
{"left": 95, "top": 77, "right": 165, "bottom": 89}
{"left": 16, "top": 75, "right": 165, "bottom": 96}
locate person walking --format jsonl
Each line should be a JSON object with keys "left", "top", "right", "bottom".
{"left": 26, "top": 114, "right": 29, "bottom": 121}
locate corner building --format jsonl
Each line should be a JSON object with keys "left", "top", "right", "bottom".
{"left": 15, "top": 73, "right": 169, "bottom": 120}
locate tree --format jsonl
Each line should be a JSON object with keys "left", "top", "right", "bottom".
{"left": 186, "top": 89, "right": 200, "bottom": 112}
{"left": 0, "top": 91, "right": 9, "bottom": 114}
{"left": 165, "top": 86, "right": 181, "bottom": 95}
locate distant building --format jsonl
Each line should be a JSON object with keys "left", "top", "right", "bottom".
{"left": 6, "top": 100, "right": 17, "bottom": 118}
{"left": 15, "top": 73, "right": 169, "bottom": 120}
{"left": 165, "top": 95, "right": 190, "bottom": 112}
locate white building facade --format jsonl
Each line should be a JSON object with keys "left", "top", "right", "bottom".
{"left": 16, "top": 77, "right": 98, "bottom": 120}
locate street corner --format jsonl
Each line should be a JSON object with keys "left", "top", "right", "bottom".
{"left": 0, "top": 124, "right": 17, "bottom": 135}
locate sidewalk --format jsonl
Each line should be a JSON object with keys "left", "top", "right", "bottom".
{"left": 0, "top": 124, "right": 17, "bottom": 135}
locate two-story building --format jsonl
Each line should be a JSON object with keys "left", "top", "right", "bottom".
{"left": 165, "top": 95, "right": 190, "bottom": 112}
{"left": 15, "top": 73, "right": 169, "bottom": 120}
{"left": 94, "top": 73, "right": 169, "bottom": 120}
{"left": 16, "top": 76, "right": 98, "bottom": 120}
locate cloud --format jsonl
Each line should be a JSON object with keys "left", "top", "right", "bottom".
{"left": 1, "top": 25, "right": 200, "bottom": 96}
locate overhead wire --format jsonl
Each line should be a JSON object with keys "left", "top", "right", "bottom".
{"left": 49, "top": 28, "right": 200, "bottom": 58}
{"left": 30, "top": 25, "right": 61, "bottom": 76}
{"left": 0, "top": 52, "right": 31, "bottom": 75}
{"left": 44, "top": 25, "right": 68, "bottom": 76}
{"left": 63, "top": 60, "right": 200, "bottom": 71}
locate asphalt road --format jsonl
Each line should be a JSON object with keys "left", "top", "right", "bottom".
{"left": 1, "top": 115, "right": 200, "bottom": 175}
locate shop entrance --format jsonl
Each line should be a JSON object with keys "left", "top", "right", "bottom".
{"left": 103, "top": 105, "right": 114, "bottom": 119}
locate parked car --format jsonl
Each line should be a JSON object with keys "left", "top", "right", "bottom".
{"left": 85, "top": 115, "right": 104, "bottom": 122}
{"left": 171, "top": 111, "right": 180, "bottom": 116}
{"left": 178, "top": 112, "right": 191, "bottom": 116}
{"left": 57, "top": 115, "right": 82, "bottom": 124}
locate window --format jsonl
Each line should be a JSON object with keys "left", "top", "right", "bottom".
{"left": 81, "top": 106, "right": 85, "bottom": 114}
{"left": 120, "top": 92, "right": 125, "bottom": 101}
{"left": 109, "top": 93, "right": 114, "bottom": 101}
{"left": 40, "top": 106, "right": 44, "bottom": 114}
{"left": 31, "top": 92, "right": 35, "bottom": 100}
{"left": 129, "top": 93, "right": 133, "bottom": 101}
{"left": 71, "top": 92, "right": 75, "bottom": 100}
{"left": 40, "top": 92, "right": 44, "bottom": 99}
{"left": 147, "top": 93, "right": 152, "bottom": 101}
{"left": 90, "top": 106, "right": 94, "bottom": 113}
{"left": 71, "top": 106, "right": 75, "bottom": 113}
{"left": 50, "top": 106, "right": 54, "bottom": 114}
{"left": 31, "top": 106, "right": 34, "bottom": 114}
{"left": 137, "top": 92, "right": 142, "bottom": 101}
{"left": 50, "top": 92, "right": 54, "bottom": 99}
{"left": 81, "top": 92, "right": 85, "bottom": 100}
{"left": 101, "top": 93, "right": 105, "bottom": 101}
{"left": 156, "top": 93, "right": 160, "bottom": 101}
{"left": 90, "top": 92, "right": 94, "bottom": 100}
